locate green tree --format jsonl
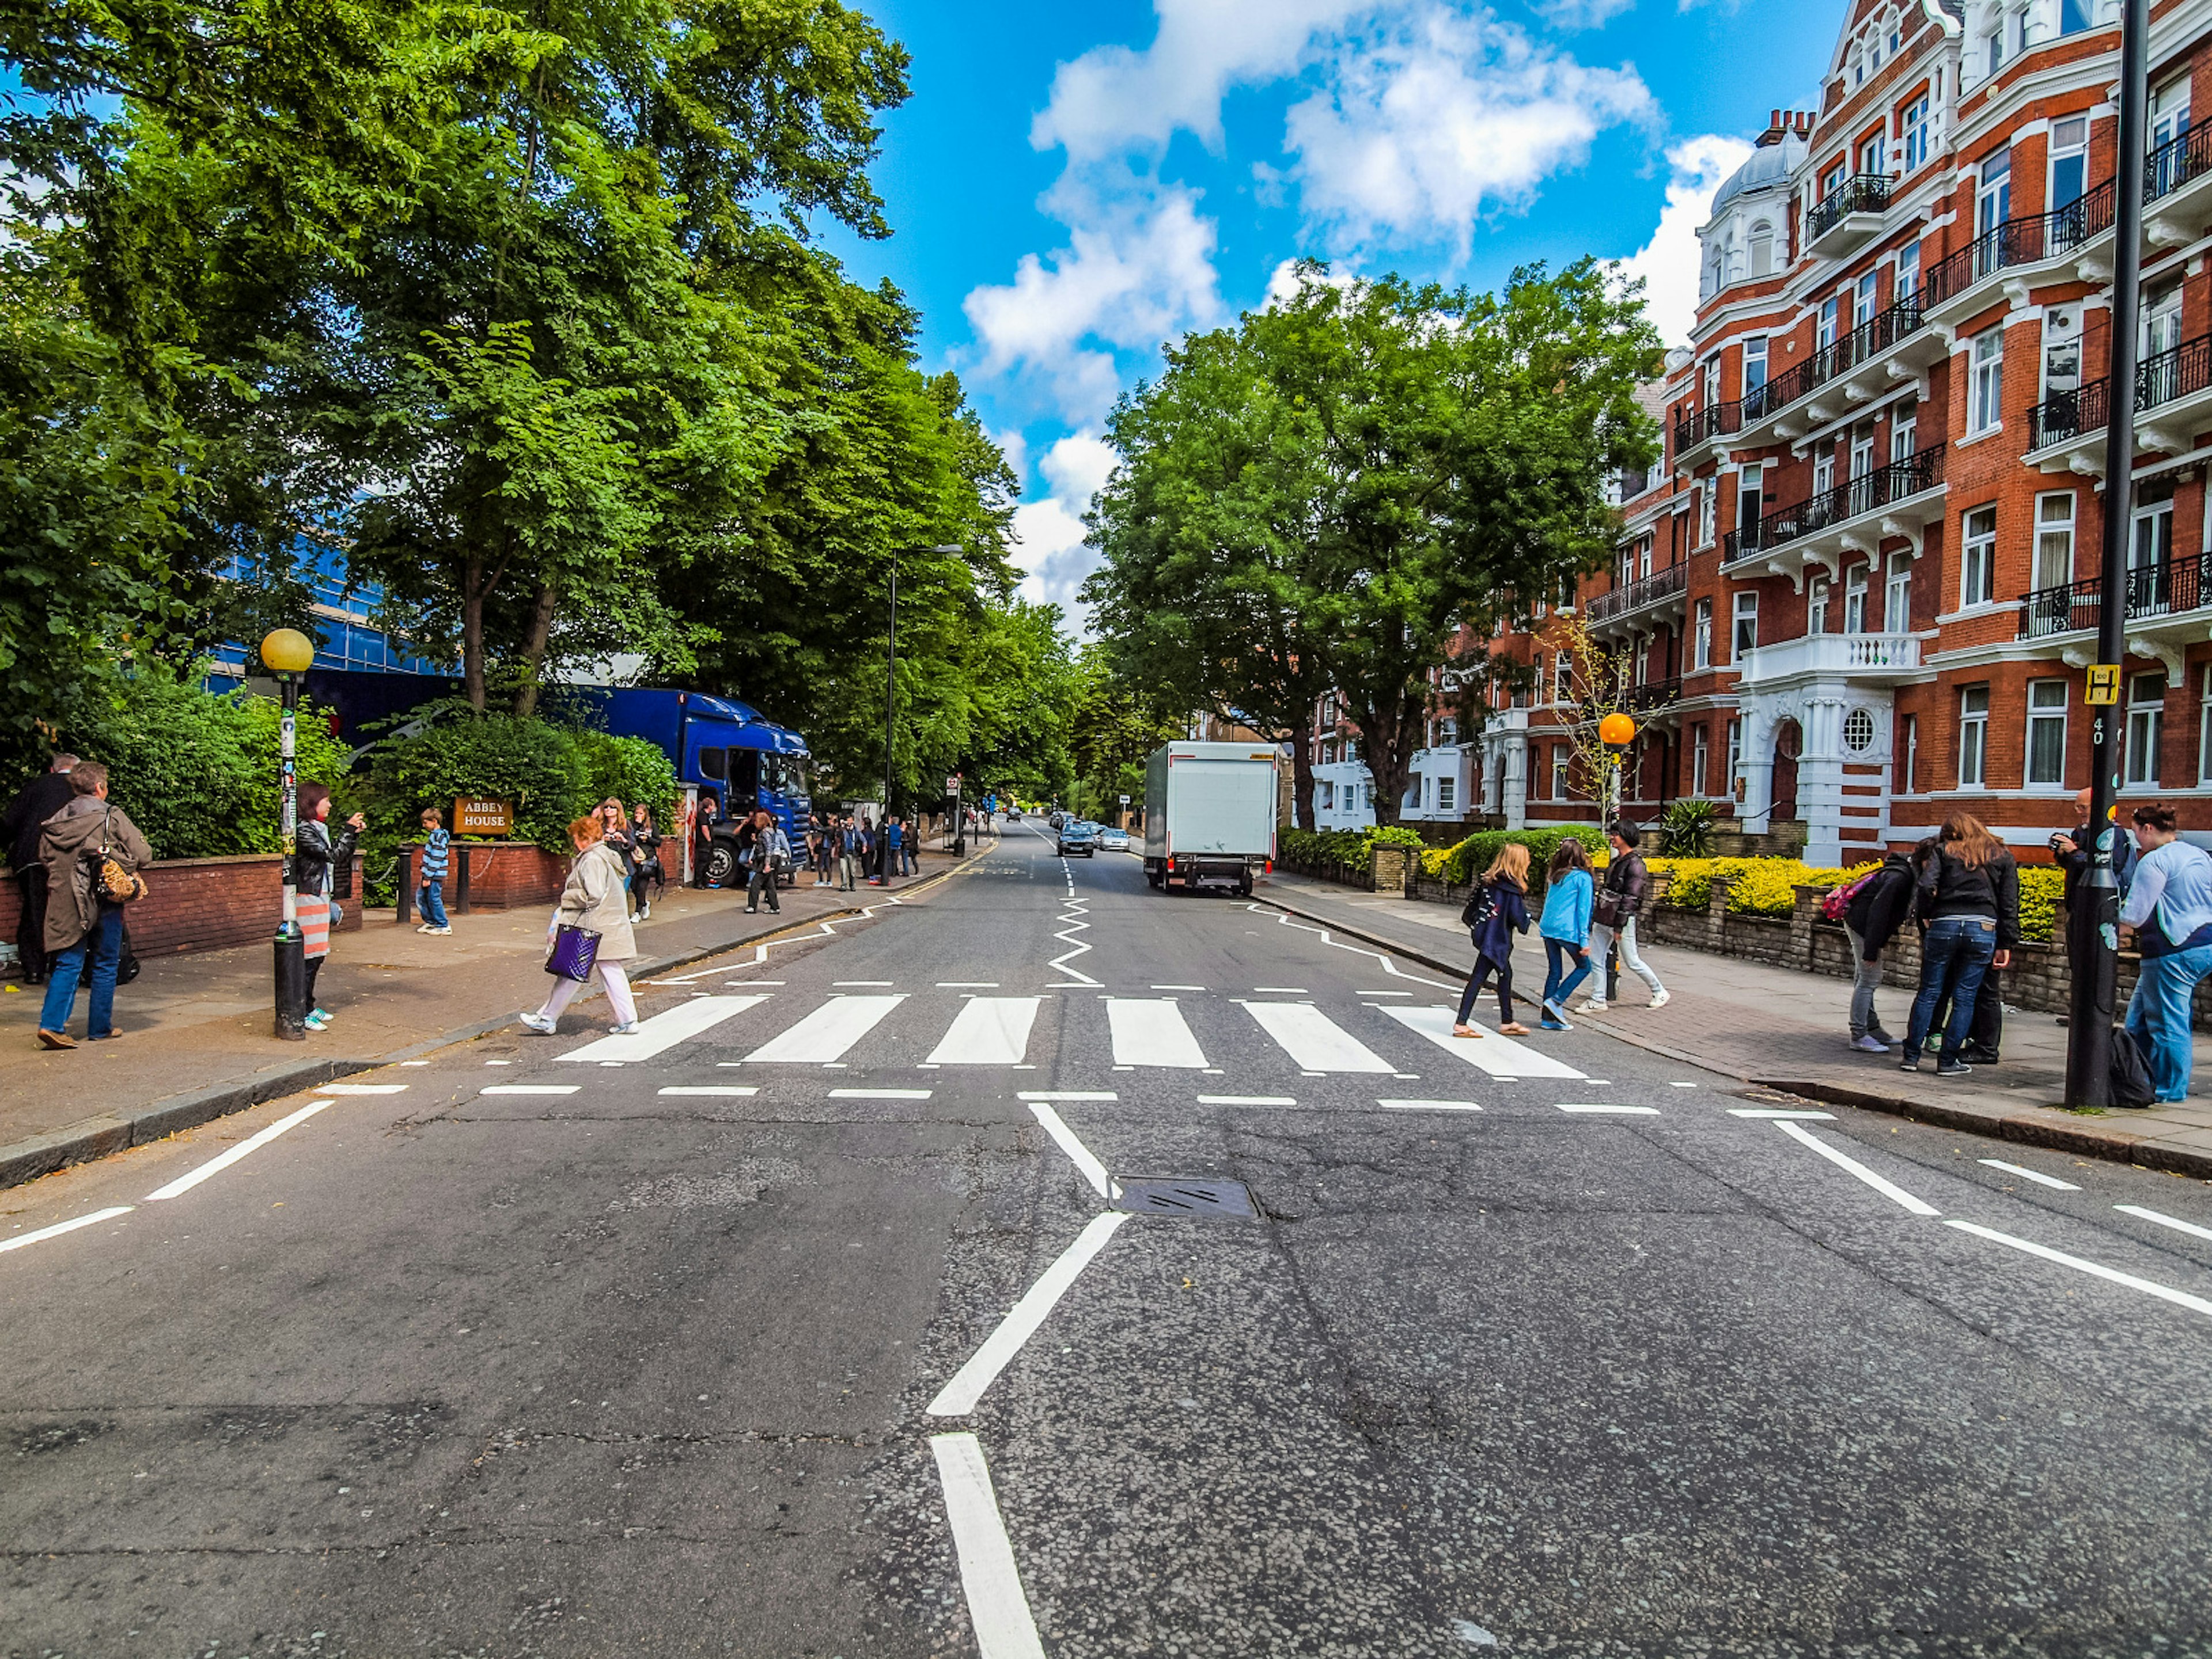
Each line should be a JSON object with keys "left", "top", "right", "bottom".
{"left": 1089, "top": 261, "right": 1658, "bottom": 827}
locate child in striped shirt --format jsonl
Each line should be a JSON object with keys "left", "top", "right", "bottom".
{"left": 417, "top": 808, "right": 452, "bottom": 935}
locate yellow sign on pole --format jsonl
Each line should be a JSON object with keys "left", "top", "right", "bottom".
{"left": 2085, "top": 664, "right": 2122, "bottom": 706}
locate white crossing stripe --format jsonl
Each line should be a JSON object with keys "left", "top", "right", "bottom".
{"left": 1198, "top": 1094, "right": 1296, "bottom": 1106}
{"left": 480, "top": 1085, "right": 579, "bottom": 1096}
{"left": 145, "top": 1101, "right": 332, "bottom": 1200}
{"left": 2117, "top": 1204, "right": 2212, "bottom": 1243}
{"left": 1947, "top": 1219, "right": 2212, "bottom": 1319}
{"left": 927, "top": 998, "right": 1042, "bottom": 1065}
{"left": 1774, "top": 1120, "right": 1938, "bottom": 1216}
{"left": 1240, "top": 1002, "right": 1395, "bottom": 1073}
{"left": 559, "top": 994, "right": 768, "bottom": 1063}
{"left": 830, "top": 1088, "right": 933, "bottom": 1100}
{"left": 0, "top": 1206, "right": 135, "bottom": 1253}
{"left": 1379, "top": 1099, "right": 1482, "bottom": 1112}
{"left": 1105, "top": 998, "right": 1208, "bottom": 1068}
{"left": 1980, "top": 1158, "right": 2080, "bottom": 1190}
{"left": 1378, "top": 1005, "right": 1585, "bottom": 1079}
{"left": 319, "top": 1083, "right": 408, "bottom": 1094}
{"left": 1557, "top": 1103, "right": 1660, "bottom": 1116}
{"left": 747, "top": 995, "right": 906, "bottom": 1063}
{"left": 658, "top": 1086, "right": 759, "bottom": 1096}
{"left": 1729, "top": 1108, "right": 1834, "bottom": 1119}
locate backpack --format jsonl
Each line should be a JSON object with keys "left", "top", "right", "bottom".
{"left": 1459, "top": 880, "right": 1497, "bottom": 937}
{"left": 2108, "top": 1026, "right": 2157, "bottom": 1108}
{"left": 1821, "top": 868, "right": 1880, "bottom": 923}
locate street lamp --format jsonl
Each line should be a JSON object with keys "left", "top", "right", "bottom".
{"left": 262, "top": 627, "right": 316, "bottom": 1040}
{"left": 1599, "top": 711, "right": 1638, "bottom": 1002}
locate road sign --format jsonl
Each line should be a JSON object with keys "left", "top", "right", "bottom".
{"left": 945, "top": 774, "right": 962, "bottom": 794}
{"left": 454, "top": 797, "right": 513, "bottom": 836}
{"left": 1119, "top": 794, "right": 1131, "bottom": 805}
{"left": 2085, "top": 664, "right": 2122, "bottom": 705}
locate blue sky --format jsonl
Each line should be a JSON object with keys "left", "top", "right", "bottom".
{"left": 818, "top": 0, "right": 1855, "bottom": 620}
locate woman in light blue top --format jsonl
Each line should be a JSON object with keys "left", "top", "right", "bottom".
{"left": 2119, "top": 802, "right": 2212, "bottom": 1102}
{"left": 1537, "top": 839, "right": 1596, "bottom": 1031}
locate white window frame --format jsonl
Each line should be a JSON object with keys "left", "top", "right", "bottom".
{"left": 2199, "top": 662, "right": 2212, "bottom": 785}
{"left": 1902, "top": 713, "right": 1919, "bottom": 793}
{"left": 1970, "top": 327, "right": 2004, "bottom": 434}
{"left": 1809, "top": 574, "right": 1831, "bottom": 635}
{"left": 1436, "top": 774, "right": 1455, "bottom": 813}
{"left": 1693, "top": 725, "right": 1710, "bottom": 796}
{"left": 1887, "top": 552, "right": 1913, "bottom": 630}
{"left": 1902, "top": 95, "right": 1930, "bottom": 173}
{"left": 1963, "top": 506, "right": 1998, "bottom": 607}
{"left": 1959, "top": 685, "right": 1990, "bottom": 787}
{"left": 1694, "top": 598, "right": 1713, "bottom": 669}
{"left": 1551, "top": 747, "right": 1569, "bottom": 801}
{"left": 2034, "top": 491, "right": 2075, "bottom": 592}
{"left": 2127, "top": 673, "right": 2167, "bottom": 787}
{"left": 2027, "top": 679, "right": 2069, "bottom": 786}
{"left": 1844, "top": 563, "right": 1869, "bottom": 634}
{"left": 1732, "top": 590, "right": 1759, "bottom": 659}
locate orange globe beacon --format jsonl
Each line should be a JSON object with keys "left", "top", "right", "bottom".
{"left": 1598, "top": 712, "right": 1638, "bottom": 747}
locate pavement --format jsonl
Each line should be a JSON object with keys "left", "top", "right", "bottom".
{"left": 0, "top": 842, "right": 987, "bottom": 1190}
{"left": 1257, "top": 868, "right": 2212, "bottom": 1180}
{"left": 3, "top": 821, "right": 2210, "bottom": 1656}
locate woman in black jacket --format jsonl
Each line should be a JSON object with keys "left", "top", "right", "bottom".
{"left": 627, "top": 802, "right": 662, "bottom": 921}
{"left": 1842, "top": 851, "right": 1916, "bottom": 1051}
{"left": 294, "top": 782, "right": 364, "bottom": 1033}
{"left": 1900, "top": 813, "right": 2018, "bottom": 1075}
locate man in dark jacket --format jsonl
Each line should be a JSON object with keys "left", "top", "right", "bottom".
{"left": 1581, "top": 821, "right": 1668, "bottom": 1012}
{"left": 2051, "top": 786, "right": 2134, "bottom": 1030}
{"left": 1842, "top": 851, "right": 1916, "bottom": 1051}
{"left": 2, "top": 753, "right": 77, "bottom": 985}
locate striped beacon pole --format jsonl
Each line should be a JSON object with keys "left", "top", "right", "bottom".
{"left": 1598, "top": 711, "right": 1638, "bottom": 1002}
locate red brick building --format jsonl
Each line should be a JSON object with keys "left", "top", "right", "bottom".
{"left": 1469, "top": 0, "right": 2212, "bottom": 865}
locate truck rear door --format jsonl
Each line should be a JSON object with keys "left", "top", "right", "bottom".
{"left": 1169, "top": 759, "right": 1272, "bottom": 856}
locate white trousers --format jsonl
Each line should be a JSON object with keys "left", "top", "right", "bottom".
{"left": 538, "top": 960, "right": 636, "bottom": 1026}
{"left": 1586, "top": 917, "right": 1665, "bottom": 999}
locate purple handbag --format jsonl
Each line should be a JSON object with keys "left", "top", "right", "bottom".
{"left": 544, "top": 922, "right": 601, "bottom": 982}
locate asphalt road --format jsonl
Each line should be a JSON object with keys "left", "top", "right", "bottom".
{"left": 5, "top": 825, "right": 2212, "bottom": 1658}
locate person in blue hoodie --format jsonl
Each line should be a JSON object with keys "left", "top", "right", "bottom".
{"left": 1453, "top": 843, "right": 1532, "bottom": 1037}
{"left": 1537, "top": 839, "right": 1596, "bottom": 1031}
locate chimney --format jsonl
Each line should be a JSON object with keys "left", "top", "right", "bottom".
{"left": 1758, "top": 109, "right": 1817, "bottom": 147}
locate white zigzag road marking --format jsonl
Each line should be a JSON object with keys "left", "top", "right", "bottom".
{"left": 1048, "top": 851, "right": 1100, "bottom": 985}
{"left": 1246, "top": 903, "right": 1457, "bottom": 993}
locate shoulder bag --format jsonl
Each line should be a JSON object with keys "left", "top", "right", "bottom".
{"left": 91, "top": 808, "right": 147, "bottom": 905}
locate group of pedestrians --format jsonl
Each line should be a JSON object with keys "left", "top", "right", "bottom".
{"left": 791, "top": 812, "right": 917, "bottom": 891}
{"left": 1451, "top": 821, "right": 1669, "bottom": 1039}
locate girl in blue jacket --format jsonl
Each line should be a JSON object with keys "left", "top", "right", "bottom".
{"left": 1454, "top": 843, "right": 1532, "bottom": 1037}
{"left": 1537, "top": 839, "right": 1595, "bottom": 1030}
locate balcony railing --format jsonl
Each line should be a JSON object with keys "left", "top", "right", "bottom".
{"left": 1587, "top": 560, "right": 1688, "bottom": 625}
{"left": 2023, "top": 331, "right": 2212, "bottom": 453}
{"left": 1806, "top": 173, "right": 1892, "bottom": 242}
{"left": 1626, "top": 676, "right": 1681, "bottom": 712}
{"left": 1923, "top": 180, "right": 2116, "bottom": 309}
{"left": 1721, "top": 444, "right": 1945, "bottom": 564}
{"left": 2147, "top": 123, "right": 2212, "bottom": 202}
{"left": 1674, "top": 300, "right": 1929, "bottom": 453}
{"left": 2021, "top": 551, "right": 2212, "bottom": 639}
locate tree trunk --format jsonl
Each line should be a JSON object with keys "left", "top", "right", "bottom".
{"left": 1290, "top": 713, "right": 1317, "bottom": 830}
{"left": 511, "top": 581, "right": 558, "bottom": 718}
{"left": 461, "top": 557, "right": 488, "bottom": 711}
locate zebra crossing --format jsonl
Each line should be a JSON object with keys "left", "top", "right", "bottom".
{"left": 539, "top": 988, "right": 1588, "bottom": 1081}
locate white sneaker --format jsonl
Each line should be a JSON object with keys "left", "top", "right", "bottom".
{"left": 430, "top": 926, "right": 452, "bottom": 935}
{"left": 1647, "top": 990, "right": 1671, "bottom": 1010}
{"left": 1577, "top": 999, "right": 1609, "bottom": 1014}
{"left": 519, "top": 1011, "right": 556, "bottom": 1034}
{"left": 414, "top": 923, "right": 434, "bottom": 934}
{"left": 609, "top": 1021, "right": 642, "bottom": 1035}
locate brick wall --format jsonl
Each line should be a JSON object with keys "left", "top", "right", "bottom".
{"left": 396, "top": 840, "right": 573, "bottom": 912}
{"left": 0, "top": 854, "right": 361, "bottom": 975}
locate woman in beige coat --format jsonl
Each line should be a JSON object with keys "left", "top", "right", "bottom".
{"left": 520, "top": 815, "right": 641, "bottom": 1035}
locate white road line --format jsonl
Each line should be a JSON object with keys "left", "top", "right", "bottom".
{"left": 1152, "top": 984, "right": 1205, "bottom": 991}
{"left": 658, "top": 1086, "right": 759, "bottom": 1097}
{"left": 2115, "top": 1204, "right": 2212, "bottom": 1243}
{"left": 1359, "top": 989, "right": 1412, "bottom": 997}
{"left": 1198, "top": 1094, "right": 1296, "bottom": 1106}
{"left": 0, "top": 1206, "right": 134, "bottom": 1253}
{"left": 1248, "top": 904, "right": 1457, "bottom": 992}
{"left": 725, "top": 979, "right": 784, "bottom": 986}
{"left": 938, "top": 982, "right": 1001, "bottom": 988}
{"left": 1252, "top": 986, "right": 1309, "bottom": 994}
{"left": 930, "top": 1434, "right": 1048, "bottom": 1659}
{"left": 1378, "top": 1005, "right": 1585, "bottom": 1080}
{"left": 480, "top": 1084, "right": 580, "bottom": 1096}
{"left": 929, "top": 1212, "right": 1130, "bottom": 1416}
{"left": 927, "top": 998, "right": 1042, "bottom": 1066}
{"left": 1027, "top": 1104, "right": 1112, "bottom": 1197}
{"left": 1105, "top": 999, "right": 1208, "bottom": 1068}
{"left": 1980, "top": 1158, "right": 2081, "bottom": 1190}
{"left": 835, "top": 980, "right": 895, "bottom": 987}
{"left": 1774, "top": 1120, "right": 1939, "bottom": 1216}
{"left": 829, "top": 1088, "right": 933, "bottom": 1100}
{"left": 319, "top": 1083, "right": 408, "bottom": 1095}
{"left": 1946, "top": 1219, "right": 2212, "bottom": 1318}
{"left": 145, "top": 1101, "right": 331, "bottom": 1201}
{"left": 1556, "top": 1103, "right": 1660, "bottom": 1115}
{"left": 1241, "top": 1002, "right": 1396, "bottom": 1073}
{"left": 747, "top": 995, "right": 906, "bottom": 1063}
{"left": 1018, "top": 1091, "right": 1116, "bottom": 1102}
{"left": 1729, "top": 1108, "right": 1835, "bottom": 1120}
{"left": 558, "top": 995, "right": 769, "bottom": 1063}
{"left": 1379, "top": 1099, "right": 1483, "bottom": 1112}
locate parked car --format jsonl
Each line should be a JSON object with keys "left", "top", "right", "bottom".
{"left": 1056, "top": 819, "right": 1097, "bottom": 857}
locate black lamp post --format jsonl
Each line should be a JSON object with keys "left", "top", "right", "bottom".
{"left": 262, "top": 628, "right": 316, "bottom": 1040}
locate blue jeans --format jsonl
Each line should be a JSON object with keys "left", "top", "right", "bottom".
{"left": 1905, "top": 916, "right": 1998, "bottom": 1060}
{"left": 40, "top": 905, "right": 123, "bottom": 1037}
{"left": 1541, "top": 937, "right": 1592, "bottom": 1012}
{"left": 418, "top": 878, "right": 449, "bottom": 927}
{"left": 2125, "top": 944, "right": 2212, "bottom": 1101}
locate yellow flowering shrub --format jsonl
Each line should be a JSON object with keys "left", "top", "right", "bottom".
{"left": 1646, "top": 857, "right": 1879, "bottom": 916}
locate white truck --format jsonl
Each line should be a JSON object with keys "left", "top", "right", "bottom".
{"left": 1141, "top": 741, "right": 1279, "bottom": 896}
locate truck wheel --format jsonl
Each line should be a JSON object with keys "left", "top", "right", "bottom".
{"left": 1146, "top": 868, "right": 1162, "bottom": 889}
{"left": 703, "top": 843, "right": 739, "bottom": 889}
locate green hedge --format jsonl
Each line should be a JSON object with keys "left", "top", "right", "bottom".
{"left": 1430, "top": 824, "right": 1607, "bottom": 888}
{"left": 1278, "top": 824, "right": 1423, "bottom": 873}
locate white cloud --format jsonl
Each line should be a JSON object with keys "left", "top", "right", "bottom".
{"left": 1033, "top": 0, "right": 1371, "bottom": 161}
{"left": 1284, "top": 6, "right": 1653, "bottom": 251}
{"left": 962, "top": 185, "right": 1225, "bottom": 422}
{"left": 1534, "top": 0, "right": 1638, "bottom": 25}
{"left": 1008, "top": 432, "right": 1122, "bottom": 616}
{"left": 1622, "top": 132, "right": 1752, "bottom": 347}
{"left": 991, "top": 427, "right": 1032, "bottom": 491}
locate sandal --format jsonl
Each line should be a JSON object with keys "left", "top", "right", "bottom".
{"left": 1498, "top": 1022, "right": 1531, "bottom": 1036}
{"left": 1450, "top": 1024, "right": 1483, "bottom": 1038}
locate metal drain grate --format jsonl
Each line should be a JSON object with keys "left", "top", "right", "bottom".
{"left": 1112, "top": 1177, "right": 1256, "bottom": 1220}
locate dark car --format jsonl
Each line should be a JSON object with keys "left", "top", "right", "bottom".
{"left": 1056, "top": 819, "right": 1097, "bottom": 857}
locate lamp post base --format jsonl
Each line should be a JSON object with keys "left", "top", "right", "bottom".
{"left": 274, "top": 930, "right": 309, "bottom": 1041}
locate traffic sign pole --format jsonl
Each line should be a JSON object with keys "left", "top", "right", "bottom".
{"left": 2067, "top": 0, "right": 2147, "bottom": 1107}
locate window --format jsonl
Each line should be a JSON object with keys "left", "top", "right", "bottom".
{"left": 1902, "top": 713, "right": 1919, "bottom": 792}
{"left": 1819, "top": 296, "right": 1840, "bottom": 355}
{"left": 1699, "top": 482, "right": 1715, "bottom": 547}
{"left": 1732, "top": 590, "right": 1759, "bottom": 658}
{"left": 1845, "top": 563, "right": 1869, "bottom": 634}
{"left": 1959, "top": 685, "right": 1990, "bottom": 787}
{"left": 1749, "top": 222, "right": 1774, "bottom": 279}
{"left": 2050, "top": 116, "right": 2088, "bottom": 213}
{"left": 2199, "top": 664, "right": 2212, "bottom": 784}
{"left": 1823, "top": 160, "right": 1846, "bottom": 200}
{"left": 1320, "top": 781, "right": 1335, "bottom": 810}
{"left": 1813, "top": 446, "right": 1836, "bottom": 499}
{"left": 1901, "top": 95, "right": 1930, "bottom": 173}
{"left": 1896, "top": 240, "right": 1921, "bottom": 303}
{"left": 1856, "top": 270, "right": 1879, "bottom": 329}
{"left": 1726, "top": 718, "right": 1743, "bottom": 800}
{"left": 1702, "top": 355, "right": 1722, "bottom": 407}
{"left": 1963, "top": 506, "right": 1998, "bottom": 606}
{"left": 1737, "top": 462, "right": 1765, "bottom": 538}
{"left": 2059, "top": 0, "right": 2093, "bottom": 33}
{"left": 2152, "top": 78, "right": 2193, "bottom": 194}
{"left": 1970, "top": 328, "right": 2004, "bottom": 433}
{"left": 1554, "top": 653, "right": 1570, "bottom": 702}
{"left": 1694, "top": 598, "right": 1713, "bottom": 668}
{"left": 1743, "top": 337, "right": 1768, "bottom": 399}
{"left": 1843, "top": 708, "right": 1876, "bottom": 753}
{"left": 1978, "top": 150, "right": 2012, "bottom": 241}
{"left": 1984, "top": 26, "right": 2003, "bottom": 79}
{"left": 2127, "top": 673, "right": 2167, "bottom": 786}
{"left": 2035, "top": 493, "right": 2075, "bottom": 592}
{"left": 2028, "top": 680, "right": 2069, "bottom": 786}
{"left": 1859, "top": 133, "right": 1886, "bottom": 177}
{"left": 2133, "top": 486, "right": 2176, "bottom": 609}
{"left": 1809, "top": 574, "right": 1831, "bottom": 635}
{"left": 1890, "top": 401, "right": 1918, "bottom": 461}
{"left": 2042, "top": 306, "right": 2082, "bottom": 399}
{"left": 1551, "top": 747, "right": 1569, "bottom": 801}
{"left": 1437, "top": 775, "right": 1456, "bottom": 813}
{"left": 2146, "top": 285, "right": 2184, "bottom": 363}
{"left": 1439, "top": 716, "right": 1458, "bottom": 744}
{"left": 1693, "top": 726, "right": 1710, "bottom": 796}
